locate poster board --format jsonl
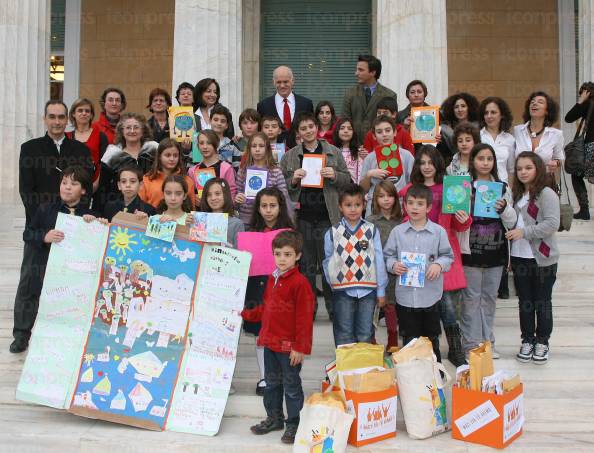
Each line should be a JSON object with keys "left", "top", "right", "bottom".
{"left": 168, "top": 106, "right": 196, "bottom": 143}
{"left": 16, "top": 214, "right": 109, "bottom": 408}
{"left": 410, "top": 105, "right": 440, "bottom": 144}
{"left": 473, "top": 181, "right": 503, "bottom": 218}
{"left": 374, "top": 144, "right": 403, "bottom": 178}
{"left": 17, "top": 213, "right": 251, "bottom": 436}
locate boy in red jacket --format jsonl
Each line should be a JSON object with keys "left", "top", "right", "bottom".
{"left": 242, "top": 230, "right": 315, "bottom": 444}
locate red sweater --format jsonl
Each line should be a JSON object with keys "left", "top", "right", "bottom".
{"left": 92, "top": 112, "right": 117, "bottom": 144}
{"left": 242, "top": 266, "right": 315, "bottom": 354}
{"left": 363, "top": 124, "right": 414, "bottom": 155}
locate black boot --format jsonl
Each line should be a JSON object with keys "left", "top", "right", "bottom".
{"left": 574, "top": 207, "right": 591, "bottom": 220}
{"left": 445, "top": 325, "right": 466, "bottom": 367}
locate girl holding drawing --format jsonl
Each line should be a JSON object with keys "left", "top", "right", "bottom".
{"left": 461, "top": 144, "right": 517, "bottom": 359}
{"left": 241, "top": 187, "right": 295, "bottom": 396}
{"left": 234, "top": 132, "right": 292, "bottom": 227}
{"left": 399, "top": 145, "right": 471, "bottom": 367}
{"left": 198, "top": 177, "right": 244, "bottom": 248}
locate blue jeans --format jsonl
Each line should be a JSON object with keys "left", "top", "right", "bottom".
{"left": 439, "top": 290, "right": 459, "bottom": 329}
{"left": 263, "top": 348, "right": 303, "bottom": 426}
{"left": 332, "top": 290, "right": 376, "bottom": 346}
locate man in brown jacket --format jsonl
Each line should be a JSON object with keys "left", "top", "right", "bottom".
{"left": 342, "top": 55, "right": 397, "bottom": 140}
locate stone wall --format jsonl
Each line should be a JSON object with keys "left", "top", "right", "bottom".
{"left": 79, "top": 0, "right": 175, "bottom": 116}
{"left": 447, "top": 0, "right": 560, "bottom": 122}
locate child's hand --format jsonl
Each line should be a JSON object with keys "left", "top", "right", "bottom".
{"left": 82, "top": 214, "right": 97, "bottom": 223}
{"left": 133, "top": 210, "right": 148, "bottom": 220}
{"left": 377, "top": 296, "right": 386, "bottom": 308}
{"left": 494, "top": 199, "right": 507, "bottom": 213}
{"left": 159, "top": 214, "right": 174, "bottom": 223}
{"left": 370, "top": 168, "right": 389, "bottom": 179}
{"left": 454, "top": 210, "right": 469, "bottom": 224}
{"left": 435, "top": 132, "right": 442, "bottom": 144}
{"left": 505, "top": 228, "right": 524, "bottom": 241}
{"left": 320, "top": 167, "right": 335, "bottom": 180}
{"left": 185, "top": 212, "right": 195, "bottom": 227}
{"left": 426, "top": 263, "right": 442, "bottom": 281}
{"left": 392, "top": 262, "right": 408, "bottom": 275}
{"left": 358, "top": 145, "right": 368, "bottom": 160}
{"left": 235, "top": 193, "right": 247, "bottom": 205}
{"left": 292, "top": 168, "right": 307, "bottom": 185}
{"left": 96, "top": 217, "right": 109, "bottom": 225}
{"left": 44, "top": 229, "right": 64, "bottom": 243}
{"left": 289, "top": 350, "right": 304, "bottom": 367}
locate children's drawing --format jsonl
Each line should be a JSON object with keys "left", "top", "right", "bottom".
{"left": 399, "top": 252, "right": 426, "bottom": 288}
{"left": 375, "top": 144, "right": 403, "bottom": 178}
{"left": 145, "top": 216, "right": 177, "bottom": 243}
{"left": 473, "top": 181, "right": 503, "bottom": 219}
{"left": 189, "top": 212, "right": 228, "bottom": 243}
{"left": 245, "top": 167, "right": 269, "bottom": 199}
{"left": 442, "top": 175, "right": 472, "bottom": 214}
{"left": 193, "top": 167, "right": 216, "bottom": 199}
{"left": 70, "top": 224, "right": 202, "bottom": 430}
{"left": 168, "top": 106, "right": 196, "bottom": 142}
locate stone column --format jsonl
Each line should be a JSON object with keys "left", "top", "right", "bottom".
{"left": 375, "top": 0, "right": 448, "bottom": 106}
{"left": 0, "top": 0, "right": 50, "bottom": 205}
{"left": 172, "top": 0, "right": 242, "bottom": 121}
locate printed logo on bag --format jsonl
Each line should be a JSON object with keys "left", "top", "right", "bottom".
{"left": 300, "top": 425, "right": 335, "bottom": 453}
{"left": 357, "top": 396, "right": 397, "bottom": 441}
{"left": 503, "top": 394, "right": 524, "bottom": 443}
{"left": 427, "top": 384, "right": 448, "bottom": 428}
{"left": 454, "top": 400, "right": 500, "bottom": 437}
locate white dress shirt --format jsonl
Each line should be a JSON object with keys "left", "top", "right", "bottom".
{"left": 275, "top": 92, "right": 296, "bottom": 121}
{"left": 480, "top": 128, "right": 516, "bottom": 183}
{"left": 512, "top": 122, "right": 565, "bottom": 169}
{"left": 194, "top": 106, "right": 213, "bottom": 130}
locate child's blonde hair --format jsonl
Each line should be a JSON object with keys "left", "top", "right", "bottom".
{"left": 372, "top": 180, "right": 403, "bottom": 221}
{"left": 241, "top": 132, "right": 276, "bottom": 170}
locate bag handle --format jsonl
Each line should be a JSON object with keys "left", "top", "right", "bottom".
{"left": 559, "top": 168, "right": 571, "bottom": 207}
{"left": 433, "top": 361, "right": 452, "bottom": 389}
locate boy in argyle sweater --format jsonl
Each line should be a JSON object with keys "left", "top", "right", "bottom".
{"left": 323, "top": 184, "right": 388, "bottom": 346}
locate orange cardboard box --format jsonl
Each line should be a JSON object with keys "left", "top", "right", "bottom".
{"left": 452, "top": 383, "right": 524, "bottom": 449}
{"left": 322, "top": 381, "right": 398, "bottom": 447}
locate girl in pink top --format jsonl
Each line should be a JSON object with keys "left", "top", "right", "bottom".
{"left": 332, "top": 117, "right": 368, "bottom": 183}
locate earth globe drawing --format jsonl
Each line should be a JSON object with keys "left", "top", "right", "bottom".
{"left": 481, "top": 189, "right": 498, "bottom": 204}
{"left": 248, "top": 175, "right": 264, "bottom": 191}
{"left": 415, "top": 114, "right": 436, "bottom": 132}
{"left": 446, "top": 184, "right": 467, "bottom": 204}
{"left": 379, "top": 145, "right": 400, "bottom": 170}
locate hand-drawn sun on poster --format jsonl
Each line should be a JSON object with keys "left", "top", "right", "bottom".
{"left": 109, "top": 227, "right": 138, "bottom": 256}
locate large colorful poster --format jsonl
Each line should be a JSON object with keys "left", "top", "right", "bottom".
{"left": 69, "top": 223, "right": 203, "bottom": 430}
{"left": 168, "top": 246, "right": 251, "bottom": 435}
{"left": 16, "top": 214, "right": 108, "bottom": 408}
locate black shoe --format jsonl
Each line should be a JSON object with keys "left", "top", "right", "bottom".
{"left": 281, "top": 424, "right": 298, "bottom": 444}
{"left": 256, "top": 379, "right": 266, "bottom": 396}
{"left": 10, "top": 338, "right": 28, "bottom": 353}
{"left": 498, "top": 290, "right": 510, "bottom": 300}
{"left": 250, "top": 417, "right": 284, "bottom": 435}
{"left": 573, "top": 208, "right": 591, "bottom": 220}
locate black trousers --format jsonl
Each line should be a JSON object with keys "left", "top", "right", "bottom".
{"left": 13, "top": 243, "right": 40, "bottom": 341}
{"left": 396, "top": 302, "right": 442, "bottom": 362}
{"left": 572, "top": 174, "right": 590, "bottom": 209}
{"left": 511, "top": 257, "right": 557, "bottom": 345}
{"left": 297, "top": 217, "right": 332, "bottom": 316}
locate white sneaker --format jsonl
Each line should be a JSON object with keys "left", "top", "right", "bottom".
{"left": 228, "top": 385, "right": 237, "bottom": 395}
{"left": 516, "top": 342, "right": 534, "bottom": 362}
{"left": 492, "top": 348, "right": 500, "bottom": 360}
{"left": 532, "top": 343, "right": 549, "bottom": 364}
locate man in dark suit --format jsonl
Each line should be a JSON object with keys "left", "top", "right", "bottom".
{"left": 342, "top": 55, "right": 397, "bottom": 140}
{"left": 257, "top": 65, "right": 313, "bottom": 141}
{"left": 10, "top": 100, "right": 94, "bottom": 353}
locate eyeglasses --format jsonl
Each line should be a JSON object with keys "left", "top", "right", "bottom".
{"left": 106, "top": 98, "right": 122, "bottom": 104}
{"left": 124, "top": 125, "right": 141, "bottom": 131}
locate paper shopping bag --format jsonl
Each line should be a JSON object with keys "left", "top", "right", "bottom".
{"left": 335, "top": 343, "right": 384, "bottom": 371}
{"left": 469, "top": 341, "right": 494, "bottom": 391}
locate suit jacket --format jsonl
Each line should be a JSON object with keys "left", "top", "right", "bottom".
{"left": 19, "top": 134, "right": 94, "bottom": 226}
{"left": 342, "top": 83, "right": 397, "bottom": 140}
{"left": 257, "top": 93, "right": 314, "bottom": 140}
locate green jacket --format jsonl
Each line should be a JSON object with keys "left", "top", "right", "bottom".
{"left": 342, "top": 82, "right": 397, "bottom": 140}
{"left": 280, "top": 140, "right": 352, "bottom": 224}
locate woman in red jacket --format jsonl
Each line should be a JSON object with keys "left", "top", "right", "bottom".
{"left": 92, "top": 87, "right": 126, "bottom": 144}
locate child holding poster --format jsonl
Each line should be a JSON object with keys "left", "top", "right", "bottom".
{"left": 241, "top": 187, "right": 295, "bottom": 396}
{"left": 400, "top": 145, "right": 471, "bottom": 366}
{"left": 198, "top": 178, "right": 244, "bottom": 248}
{"left": 13, "top": 166, "right": 105, "bottom": 353}
{"left": 188, "top": 130, "right": 237, "bottom": 199}
{"left": 139, "top": 138, "right": 196, "bottom": 209}
{"left": 461, "top": 144, "right": 517, "bottom": 358}
{"left": 234, "top": 132, "right": 292, "bottom": 227}
{"left": 261, "top": 115, "right": 286, "bottom": 164}
{"left": 367, "top": 180, "right": 404, "bottom": 349}
{"left": 506, "top": 152, "right": 559, "bottom": 364}
{"left": 383, "top": 184, "right": 454, "bottom": 362}
{"left": 245, "top": 230, "right": 315, "bottom": 444}
{"left": 360, "top": 115, "right": 415, "bottom": 217}
{"left": 102, "top": 165, "right": 156, "bottom": 222}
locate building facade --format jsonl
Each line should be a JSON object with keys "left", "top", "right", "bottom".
{"left": 1, "top": 0, "right": 593, "bottom": 205}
